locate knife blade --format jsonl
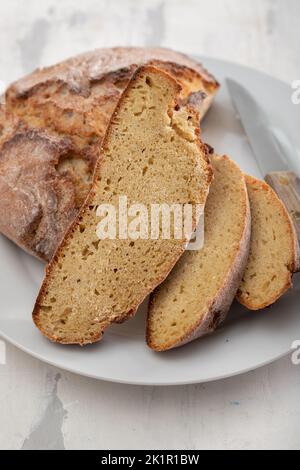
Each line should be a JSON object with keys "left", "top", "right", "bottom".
{"left": 227, "top": 78, "right": 300, "bottom": 245}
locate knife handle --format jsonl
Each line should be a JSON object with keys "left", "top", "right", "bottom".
{"left": 265, "top": 171, "right": 300, "bottom": 246}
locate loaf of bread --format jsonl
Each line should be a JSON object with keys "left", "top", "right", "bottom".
{"left": 147, "top": 155, "right": 251, "bottom": 351}
{"left": 236, "top": 175, "right": 299, "bottom": 310}
{"left": 0, "top": 47, "right": 219, "bottom": 261}
{"left": 33, "top": 65, "right": 213, "bottom": 345}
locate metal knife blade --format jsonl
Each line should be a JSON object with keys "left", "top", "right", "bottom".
{"left": 226, "top": 78, "right": 300, "bottom": 177}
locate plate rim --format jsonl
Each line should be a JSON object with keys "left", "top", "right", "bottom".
{"left": 0, "top": 328, "right": 292, "bottom": 386}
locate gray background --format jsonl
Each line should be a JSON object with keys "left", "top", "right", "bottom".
{"left": 0, "top": 0, "right": 300, "bottom": 450}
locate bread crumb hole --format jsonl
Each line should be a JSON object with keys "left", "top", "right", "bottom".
{"left": 145, "top": 76, "right": 153, "bottom": 87}
{"left": 41, "top": 306, "right": 52, "bottom": 312}
{"left": 92, "top": 240, "right": 100, "bottom": 250}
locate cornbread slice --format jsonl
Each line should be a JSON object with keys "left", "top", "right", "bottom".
{"left": 147, "top": 155, "right": 251, "bottom": 351}
{"left": 236, "top": 175, "right": 299, "bottom": 310}
{"left": 33, "top": 65, "right": 212, "bottom": 345}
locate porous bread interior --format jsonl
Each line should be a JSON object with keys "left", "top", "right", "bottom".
{"left": 148, "top": 155, "right": 248, "bottom": 351}
{"left": 237, "top": 176, "right": 296, "bottom": 310}
{"left": 34, "top": 68, "right": 211, "bottom": 345}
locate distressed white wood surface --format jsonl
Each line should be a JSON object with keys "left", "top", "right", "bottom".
{"left": 0, "top": 0, "right": 300, "bottom": 450}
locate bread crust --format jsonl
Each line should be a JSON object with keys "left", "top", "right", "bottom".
{"left": 147, "top": 156, "right": 251, "bottom": 351}
{"left": 236, "top": 175, "right": 300, "bottom": 310}
{"left": 33, "top": 65, "right": 213, "bottom": 345}
{"left": 0, "top": 47, "right": 219, "bottom": 261}
{"left": 0, "top": 127, "right": 81, "bottom": 260}
{"left": 7, "top": 47, "right": 219, "bottom": 101}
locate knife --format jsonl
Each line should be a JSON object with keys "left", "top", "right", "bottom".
{"left": 227, "top": 78, "right": 300, "bottom": 245}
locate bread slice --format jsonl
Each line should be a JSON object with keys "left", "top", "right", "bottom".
{"left": 236, "top": 175, "right": 299, "bottom": 310}
{"left": 147, "top": 155, "right": 251, "bottom": 351}
{"left": 33, "top": 65, "right": 212, "bottom": 345}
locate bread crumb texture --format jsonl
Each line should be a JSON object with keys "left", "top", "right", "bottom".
{"left": 147, "top": 155, "right": 250, "bottom": 351}
{"left": 237, "top": 175, "right": 298, "bottom": 310}
{"left": 33, "top": 66, "right": 212, "bottom": 345}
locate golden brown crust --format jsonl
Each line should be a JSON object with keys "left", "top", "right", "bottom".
{"left": 0, "top": 128, "right": 81, "bottom": 260}
{"left": 0, "top": 47, "right": 219, "bottom": 261}
{"left": 236, "top": 175, "right": 299, "bottom": 310}
{"left": 33, "top": 65, "right": 212, "bottom": 345}
{"left": 7, "top": 47, "right": 219, "bottom": 99}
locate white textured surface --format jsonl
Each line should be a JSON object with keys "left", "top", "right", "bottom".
{"left": 0, "top": 0, "right": 300, "bottom": 450}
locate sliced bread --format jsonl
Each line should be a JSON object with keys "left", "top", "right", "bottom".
{"left": 147, "top": 155, "right": 251, "bottom": 351}
{"left": 236, "top": 175, "right": 299, "bottom": 310}
{"left": 33, "top": 65, "right": 212, "bottom": 345}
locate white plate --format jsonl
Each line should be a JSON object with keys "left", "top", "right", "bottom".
{"left": 0, "top": 57, "right": 299, "bottom": 386}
